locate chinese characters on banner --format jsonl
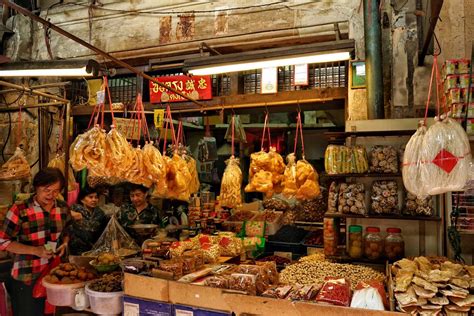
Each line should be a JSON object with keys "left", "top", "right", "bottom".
{"left": 149, "top": 75, "right": 213, "bottom": 103}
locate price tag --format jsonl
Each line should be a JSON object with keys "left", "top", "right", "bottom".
{"left": 123, "top": 302, "right": 139, "bottom": 316}
{"left": 274, "top": 251, "right": 292, "bottom": 260}
{"left": 175, "top": 309, "right": 194, "bottom": 316}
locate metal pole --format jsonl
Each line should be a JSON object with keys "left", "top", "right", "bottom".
{"left": 0, "top": 1, "right": 206, "bottom": 108}
{"left": 0, "top": 102, "right": 66, "bottom": 112}
{"left": 363, "top": 0, "right": 384, "bottom": 119}
{"left": 0, "top": 80, "right": 68, "bottom": 103}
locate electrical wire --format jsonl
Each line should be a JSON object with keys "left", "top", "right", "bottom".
{"left": 0, "top": 93, "right": 25, "bottom": 162}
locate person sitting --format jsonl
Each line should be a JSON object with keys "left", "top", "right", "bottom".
{"left": 117, "top": 184, "right": 161, "bottom": 237}
{"left": 68, "top": 186, "right": 108, "bottom": 255}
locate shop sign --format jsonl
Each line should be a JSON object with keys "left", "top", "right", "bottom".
{"left": 261, "top": 67, "right": 278, "bottom": 94}
{"left": 149, "top": 75, "right": 213, "bottom": 103}
{"left": 114, "top": 117, "right": 140, "bottom": 140}
{"left": 154, "top": 109, "right": 165, "bottom": 129}
{"left": 294, "top": 64, "right": 308, "bottom": 86}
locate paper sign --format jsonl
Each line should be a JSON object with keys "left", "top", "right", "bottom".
{"left": 154, "top": 109, "right": 165, "bottom": 129}
{"left": 123, "top": 302, "right": 139, "bottom": 316}
{"left": 114, "top": 117, "right": 140, "bottom": 140}
{"left": 294, "top": 64, "right": 308, "bottom": 85}
{"left": 175, "top": 310, "right": 194, "bottom": 316}
{"left": 261, "top": 67, "right": 278, "bottom": 94}
{"left": 356, "top": 64, "right": 366, "bottom": 76}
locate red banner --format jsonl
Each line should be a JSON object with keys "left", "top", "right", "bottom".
{"left": 149, "top": 75, "right": 212, "bottom": 103}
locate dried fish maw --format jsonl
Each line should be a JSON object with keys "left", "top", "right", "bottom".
{"left": 413, "top": 284, "right": 437, "bottom": 299}
{"left": 415, "top": 257, "right": 433, "bottom": 274}
{"left": 395, "top": 286, "right": 417, "bottom": 306}
{"left": 428, "top": 296, "right": 449, "bottom": 306}
{"left": 450, "top": 295, "right": 474, "bottom": 307}
{"left": 428, "top": 269, "right": 452, "bottom": 283}
{"left": 412, "top": 276, "right": 438, "bottom": 293}
{"left": 441, "top": 261, "right": 464, "bottom": 277}
{"left": 395, "top": 258, "right": 417, "bottom": 272}
{"left": 395, "top": 270, "right": 414, "bottom": 292}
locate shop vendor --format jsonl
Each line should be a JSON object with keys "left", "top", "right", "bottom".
{"left": 117, "top": 184, "right": 162, "bottom": 236}
{"left": 68, "top": 186, "right": 109, "bottom": 255}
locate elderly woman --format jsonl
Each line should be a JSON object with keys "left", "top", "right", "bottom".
{"left": 68, "top": 186, "right": 108, "bottom": 256}
{"left": 0, "top": 167, "right": 71, "bottom": 316}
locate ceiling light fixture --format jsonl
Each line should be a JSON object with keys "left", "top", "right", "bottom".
{"left": 184, "top": 40, "right": 354, "bottom": 75}
{"left": 0, "top": 59, "right": 101, "bottom": 77}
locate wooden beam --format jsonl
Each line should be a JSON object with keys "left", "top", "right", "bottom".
{"left": 71, "top": 88, "right": 347, "bottom": 116}
{"left": 0, "top": 80, "right": 68, "bottom": 103}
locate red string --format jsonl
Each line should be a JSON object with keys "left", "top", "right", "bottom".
{"left": 231, "top": 115, "right": 235, "bottom": 157}
{"left": 261, "top": 112, "right": 271, "bottom": 150}
{"left": 293, "top": 111, "right": 305, "bottom": 158}
{"left": 17, "top": 103, "right": 22, "bottom": 147}
{"left": 104, "top": 76, "right": 116, "bottom": 127}
{"left": 424, "top": 57, "right": 437, "bottom": 126}
{"left": 298, "top": 112, "right": 305, "bottom": 158}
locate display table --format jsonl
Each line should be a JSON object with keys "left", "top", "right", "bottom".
{"left": 124, "top": 274, "right": 402, "bottom": 316}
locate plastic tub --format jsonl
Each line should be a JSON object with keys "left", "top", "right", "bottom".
{"left": 42, "top": 279, "right": 85, "bottom": 307}
{"left": 85, "top": 284, "right": 123, "bottom": 315}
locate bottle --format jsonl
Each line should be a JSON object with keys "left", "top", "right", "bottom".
{"left": 384, "top": 227, "right": 405, "bottom": 261}
{"left": 348, "top": 225, "right": 363, "bottom": 259}
{"left": 363, "top": 227, "right": 383, "bottom": 260}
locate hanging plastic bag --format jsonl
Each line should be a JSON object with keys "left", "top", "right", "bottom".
{"left": 418, "top": 56, "right": 471, "bottom": 195}
{"left": 282, "top": 153, "right": 297, "bottom": 199}
{"left": 220, "top": 157, "right": 243, "bottom": 209}
{"left": 0, "top": 147, "right": 31, "bottom": 180}
{"left": 402, "top": 123, "right": 428, "bottom": 197}
{"left": 104, "top": 126, "right": 134, "bottom": 179}
{"left": 295, "top": 159, "right": 320, "bottom": 200}
{"left": 82, "top": 216, "right": 140, "bottom": 257}
{"left": 70, "top": 125, "right": 107, "bottom": 172}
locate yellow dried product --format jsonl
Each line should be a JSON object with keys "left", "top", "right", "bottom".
{"left": 282, "top": 154, "right": 297, "bottom": 198}
{"left": 245, "top": 170, "right": 273, "bottom": 195}
{"left": 69, "top": 126, "right": 107, "bottom": 172}
{"left": 164, "top": 154, "right": 192, "bottom": 201}
{"left": 142, "top": 142, "right": 166, "bottom": 183}
{"left": 220, "top": 157, "right": 243, "bottom": 209}
{"left": 48, "top": 154, "right": 76, "bottom": 191}
{"left": 0, "top": 147, "right": 30, "bottom": 180}
{"left": 245, "top": 147, "right": 285, "bottom": 197}
{"left": 186, "top": 156, "right": 200, "bottom": 194}
{"left": 295, "top": 159, "right": 320, "bottom": 200}
{"left": 105, "top": 127, "right": 134, "bottom": 177}
{"left": 268, "top": 147, "right": 286, "bottom": 193}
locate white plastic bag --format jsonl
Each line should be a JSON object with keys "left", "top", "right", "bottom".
{"left": 350, "top": 287, "right": 385, "bottom": 311}
{"left": 420, "top": 117, "right": 471, "bottom": 195}
{"left": 402, "top": 124, "right": 428, "bottom": 198}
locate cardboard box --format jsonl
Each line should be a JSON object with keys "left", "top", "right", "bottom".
{"left": 123, "top": 296, "right": 172, "bottom": 316}
{"left": 173, "top": 304, "right": 232, "bottom": 316}
{"left": 168, "top": 281, "right": 231, "bottom": 312}
{"left": 124, "top": 273, "right": 169, "bottom": 302}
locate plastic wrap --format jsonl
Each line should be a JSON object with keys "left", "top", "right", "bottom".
{"left": 104, "top": 127, "right": 134, "bottom": 178}
{"left": 245, "top": 148, "right": 285, "bottom": 197}
{"left": 350, "top": 281, "right": 386, "bottom": 310}
{"left": 83, "top": 217, "right": 140, "bottom": 257}
{"left": 123, "top": 147, "right": 153, "bottom": 188}
{"left": 262, "top": 285, "right": 292, "bottom": 299}
{"left": 255, "top": 261, "right": 279, "bottom": 285}
{"left": 234, "top": 265, "right": 269, "bottom": 295}
{"left": 282, "top": 154, "right": 298, "bottom": 198}
{"left": 244, "top": 221, "right": 266, "bottom": 237}
{"left": 183, "top": 250, "right": 204, "bottom": 268}
{"left": 420, "top": 117, "right": 471, "bottom": 195}
{"left": 371, "top": 181, "right": 399, "bottom": 215}
{"left": 204, "top": 275, "right": 231, "bottom": 289}
{"left": 0, "top": 147, "right": 30, "bottom": 180}
{"left": 402, "top": 125, "right": 428, "bottom": 198}
{"left": 295, "top": 159, "right": 320, "bottom": 200}
{"left": 220, "top": 157, "right": 243, "bottom": 209}
{"left": 328, "top": 182, "right": 339, "bottom": 213}
{"left": 288, "top": 284, "right": 320, "bottom": 301}
{"left": 325, "top": 145, "right": 368, "bottom": 174}
{"left": 201, "top": 243, "right": 220, "bottom": 263}
{"left": 186, "top": 156, "right": 200, "bottom": 194}
{"left": 229, "top": 273, "right": 257, "bottom": 295}
{"left": 142, "top": 142, "right": 166, "bottom": 184}
{"left": 156, "top": 154, "right": 192, "bottom": 201}
{"left": 69, "top": 126, "right": 107, "bottom": 172}
{"left": 338, "top": 183, "right": 366, "bottom": 215}
{"left": 159, "top": 259, "right": 183, "bottom": 278}
{"left": 217, "top": 236, "right": 242, "bottom": 257}
{"left": 403, "top": 192, "right": 434, "bottom": 217}
{"left": 369, "top": 145, "right": 398, "bottom": 173}
{"left": 316, "top": 278, "right": 352, "bottom": 307}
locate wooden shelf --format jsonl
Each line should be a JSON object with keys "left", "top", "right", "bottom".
{"left": 294, "top": 221, "right": 323, "bottom": 226}
{"left": 324, "top": 213, "right": 441, "bottom": 221}
{"left": 320, "top": 172, "right": 402, "bottom": 178}
{"left": 459, "top": 230, "right": 474, "bottom": 235}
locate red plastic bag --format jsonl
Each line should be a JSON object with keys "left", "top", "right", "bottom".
{"left": 316, "top": 277, "right": 352, "bottom": 307}
{"left": 32, "top": 256, "right": 61, "bottom": 298}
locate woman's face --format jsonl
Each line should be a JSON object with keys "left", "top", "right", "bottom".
{"left": 81, "top": 193, "right": 99, "bottom": 210}
{"left": 130, "top": 189, "right": 147, "bottom": 208}
{"left": 35, "top": 181, "right": 62, "bottom": 208}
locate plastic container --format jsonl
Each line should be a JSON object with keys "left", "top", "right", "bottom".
{"left": 348, "top": 225, "right": 363, "bottom": 259}
{"left": 363, "top": 227, "right": 383, "bottom": 260}
{"left": 457, "top": 59, "right": 470, "bottom": 74}
{"left": 42, "top": 279, "right": 85, "bottom": 307}
{"left": 85, "top": 284, "right": 123, "bottom": 315}
{"left": 384, "top": 227, "right": 405, "bottom": 261}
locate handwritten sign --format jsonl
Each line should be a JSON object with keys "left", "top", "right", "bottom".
{"left": 114, "top": 117, "right": 140, "bottom": 140}
{"left": 149, "top": 75, "right": 212, "bottom": 103}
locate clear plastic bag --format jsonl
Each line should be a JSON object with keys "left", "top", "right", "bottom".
{"left": 220, "top": 157, "right": 243, "bottom": 209}
{"left": 316, "top": 278, "right": 352, "bottom": 306}
{"left": 338, "top": 183, "right": 366, "bottom": 215}
{"left": 420, "top": 117, "right": 471, "bottom": 195}
{"left": 402, "top": 125, "right": 428, "bottom": 198}
{"left": 282, "top": 153, "right": 298, "bottom": 199}
{"left": 369, "top": 145, "right": 399, "bottom": 173}
{"left": 104, "top": 127, "right": 134, "bottom": 178}
{"left": 351, "top": 146, "right": 369, "bottom": 173}
{"left": 154, "top": 154, "right": 192, "bottom": 201}
{"left": 186, "top": 156, "right": 200, "bottom": 194}
{"left": 371, "top": 181, "right": 399, "bottom": 215}
{"left": 0, "top": 147, "right": 30, "bottom": 180}
{"left": 328, "top": 182, "right": 339, "bottom": 213}
{"left": 325, "top": 145, "right": 353, "bottom": 174}
{"left": 229, "top": 273, "right": 257, "bottom": 296}
{"left": 142, "top": 142, "right": 166, "bottom": 184}
{"left": 83, "top": 216, "right": 141, "bottom": 257}
{"left": 233, "top": 265, "right": 268, "bottom": 295}
{"left": 403, "top": 192, "right": 434, "bottom": 217}
{"left": 205, "top": 275, "right": 231, "bottom": 289}
{"left": 245, "top": 148, "right": 285, "bottom": 197}
{"left": 123, "top": 147, "right": 153, "bottom": 188}
{"left": 295, "top": 159, "right": 320, "bottom": 200}
{"left": 48, "top": 153, "right": 76, "bottom": 191}
{"left": 350, "top": 281, "right": 386, "bottom": 310}
{"left": 69, "top": 126, "right": 107, "bottom": 172}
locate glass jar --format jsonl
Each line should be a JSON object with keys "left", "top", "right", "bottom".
{"left": 384, "top": 227, "right": 405, "bottom": 261}
{"left": 348, "top": 225, "right": 363, "bottom": 259}
{"left": 364, "top": 227, "right": 383, "bottom": 260}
